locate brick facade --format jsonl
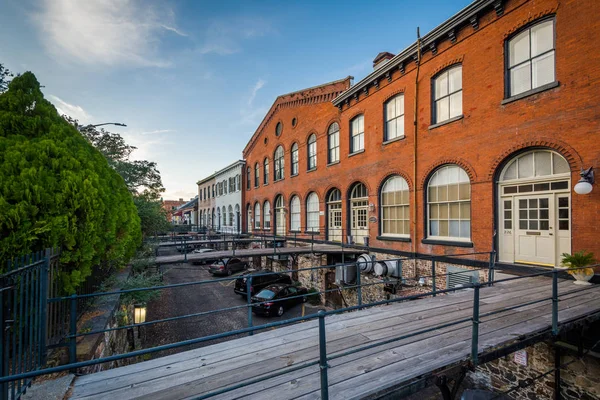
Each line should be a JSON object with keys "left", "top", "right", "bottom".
{"left": 242, "top": 0, "right": 600, "bottom": 266}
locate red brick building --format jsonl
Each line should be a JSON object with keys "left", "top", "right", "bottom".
{"left": 243, "top": 0, "right": 600, "bottom": 268}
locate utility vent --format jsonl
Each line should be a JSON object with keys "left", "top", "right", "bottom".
{"left": 446, "top": 266, "right": 479, "bottom": 289}
{"left": 374, "top": 260, "right": 402, "bottom": 278}
{"left": 356, "top": 254, "right": 375, "bottom": 273}
{"left": 335, "top": 263, "right": 357, "bottom": 286}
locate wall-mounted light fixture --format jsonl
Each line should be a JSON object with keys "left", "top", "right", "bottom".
{"left": 369, "top": 203, "right": 375, "bottom": 212}
{"left": 574, "top": 167, "right": 594, "bottom": 195}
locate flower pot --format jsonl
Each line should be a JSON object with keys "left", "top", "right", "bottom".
{"left": 569, "top": 268, "right": 594, "bottom": 285}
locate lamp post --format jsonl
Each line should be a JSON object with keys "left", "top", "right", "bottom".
{"left": 574, "top": 167, "right": 594, "bottom": 195}
{"left": 134, "top": 304, "right": 147, "bottom": 339}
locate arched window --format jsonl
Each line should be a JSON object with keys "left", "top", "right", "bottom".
{"left": 427, "top": 165, "right": 470, "bottom": 239}
{"left": 291, "top": 143, "right": 299, "bottom": 176}
{"left": 350, "top": 115, "right": 364, "bottom": 153}
{"left": 247, "top": 205, "right": 252, "bottom": 232}
{"left": 264, "top": 158, "right": 269, "bottom": 184}
{"left": 328, "top": 123, "right": 340, "bottom": 164}
{"left": 274, "top": 146, "right": 284, "bottom": 181}
{"left": 500, "top": 150, "right": 569, "bottom": 182}
{"left": 380, "top": 176, "right": 409, "bottom": 237}
{"left": 433, "top": 65, "right": 462, "bottom": 124}
{"left": 254, "top": 163, "right": 260, "bottom": 187}
{"left": 217, "top": 207, "right": 222, "bottom": 227}
{"left": 254, "top": 202, "right": 261, "bottom": 229}
{"left": 385, "top": 95, "right": 404, "bottom": 141}
{"left": 228, "top": 205, "right": 234, "bottom": 226}
{"left": 290, "top": 196, "right": 301, "bottom": 231}
{"left": 263, "top": 201, "right": 271, "bottom": 229}
{"left": 327, "top": 189, "right": 342, "bottom": 241}
{"left": 507, "top": 19, "right": 555, "bottom": 97}
{"left": 307, "top": 134, "right": 317, "bottom": 170}
{"left": 306, "top": 192, "right": 319, "bottom": 232}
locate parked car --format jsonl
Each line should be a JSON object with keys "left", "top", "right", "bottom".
{"left": 251, "top": 284, "right": 308, "bottom": 317}
{"left": 191, "top": 248, "right": 217, "bottom": 265}
{"left": 234, "top": 270, "right": 292, "bottom": 297}
{"left": 208, "top": 258, "right": 248, "bottom": 276}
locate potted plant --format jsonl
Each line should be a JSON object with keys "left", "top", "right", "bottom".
{"left": 561, "top": 251, "right": 596, "bottom": 285}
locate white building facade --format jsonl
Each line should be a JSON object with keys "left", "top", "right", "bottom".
{"left": 214, "top": 160, "right": 245, "bottom": 233}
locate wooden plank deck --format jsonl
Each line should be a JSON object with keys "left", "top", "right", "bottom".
{"left": 69, "top": 277, "right": 600, "bottom": 400}
{"left": 155, "top": 245, "right": 360, "bottom": 265}
{"left": 156, "top": 238, "right": 286, "bottom": 248}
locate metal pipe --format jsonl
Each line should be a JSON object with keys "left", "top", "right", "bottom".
{"left": 552, "top": 269, "right": 559, "bottom": 336}
{"left": 412, "top": 27, "right": 421, "bottom": 253}
{"left": 69, "top": 295, "right": 77, "bottom": 370}
{"left": 432, "top": 260, "right": 437, "bottom": 297}
{"left": 471, "top": 283, "right": 480, "bottom": 365}
{"left": 246, "top": 276, "right": 253, "bottom": 336}
{"left": 318, "top": 311, "right": 329, "bottom": 400}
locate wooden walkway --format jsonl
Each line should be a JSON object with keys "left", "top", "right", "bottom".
{"left": 155, "top": 244, "right": 358, "bottom": 265}
{"left": 156, "top": 238, "right": 285, "bottom": 248}
{"left": 69, "top": 277, "right": 600, "bottom": 400}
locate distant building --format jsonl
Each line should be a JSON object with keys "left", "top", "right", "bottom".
{"left": 175, "top": 197, "right": 198, "bottom": 225}
{"left": 161, "top": 198, "right": 187, "bottom": 223}
{"left": 197, "top": 175, "right": 216, "bottom": 228}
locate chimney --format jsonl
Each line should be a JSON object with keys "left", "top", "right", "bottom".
{"left": 373, "top": 52, "right": 395, "bottom": 70}
{"left": 179, "top": 198, "right": 183, "bottom": 202}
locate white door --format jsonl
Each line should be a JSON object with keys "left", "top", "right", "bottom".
{"left": 328, "top": 203, "right": 342, "bottom": 242}
{"left": 351, "top": 200, "right": 369, "bottom": 244}
{"left": 514, "top": 195, "right": 555, "bottom": 266}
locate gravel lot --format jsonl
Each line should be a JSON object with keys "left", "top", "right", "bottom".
{"left": 143, "top": 252, "right": 322, "bottom": 359}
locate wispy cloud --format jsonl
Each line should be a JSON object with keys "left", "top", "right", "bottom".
{"left": 248, "top": 79, "right": 266, "bottom": 106}
{"left": 31, "top": 0, "right": 186, "bottom": 68}
{"left": 47, "top": 95, "right": 91, "bottom": 122}
{"left": 198, "top": 18, "right": 275, "bottom": 56}
{"left": 140, "top": 129, "right": 175, "bottom": 135}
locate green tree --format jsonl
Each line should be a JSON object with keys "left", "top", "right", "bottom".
{"left": 0, "top": 72, "right": 141, "bottom": 292}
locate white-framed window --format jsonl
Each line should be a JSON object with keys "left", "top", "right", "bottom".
{"left": 427, "top": 165, "right": 471, "bottom": 240}
{"left": 306, "top": 192, "right": 319, "bottom": 232}
{"left": 291, "top": 143, "right": 298, "bottom": 176}
{"left": 290, "top": 196, "right": 301, "bottom": 231}
{"left": 263, "top": 201, "right": 271, "bottom": 229}
{"left": 380, "top": 176, "right": 409, "bottom": 237}
{"left": 274, "top": 146, "right": 284, "bottom": 181}
{"left": 263, "top": 158, "right": 269, "bottom": 184}
{"left": 433, "top": 65, "right": 462, "bottom": 124}
{"left": 246, "top": 167, "right": 251, "bottom": 190}
{"left": 328, "top": 123, "right": 340, "bottom": 164}
{"left": 254, "top": 163, "right": 259, "bottom": 187}
{"left": 350, "top": 115, "right": 364, "bottom": 153}
{"left": 254, "top": 202, "right": 261, "bottom": 229}
{"left": 507, "top": 19, "right": 555, "bottom": 97}
{"left": 236, "top": 175, "right": 240, "bottom": 191}
{"left": 228, "top": 205, "right": 233, "bottom": 225}
{"left": 307, "top": 134, "right": 317, "bottom": 170}
{"left": 385, "top": 95, "right": 404, "bottom": 141}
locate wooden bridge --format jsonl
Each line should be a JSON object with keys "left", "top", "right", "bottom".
{"left": 68, "top": 276, "right": 600, "bottom": 400}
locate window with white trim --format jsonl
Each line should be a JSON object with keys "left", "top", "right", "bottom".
{"left": 380, "top": 176, "right": 410, "bottom": 237}
{"left": 254, "top": 163, "right": 259, "bottom": 187}
{"left": 264, "top": 158, "right": 269, "bottom": 184}
{"left": 385, "top": 95, "right": 404, "bottom": 141}
{"left": 427, "top": 165, "right": 471, "bottom": 240}
{"left": 433, "top": 65, "right": 462, "bottom": 124}
{"left": 254, "top": 202, "right": 260, "bottom": 229}
{"left": 507, "top": 19, "right": 555, "bottom": 97}
{"left": 306, "top": 192, "right": 319, "bottom": 232}
{"left": 328, "top": 123, "right": 339, "bottom": 163}
{"left": 274, "top": 146, "right": 284, "bottom": 181}
{"left": 291, "top": 143, "right": 299, "bottom": 176}
{"left": 350, "top": 115, "right": 364, "bottom": 153}
{"left": 290, "top": 196, "right": 301, "bottom": 231}
{"left": 246, "top": 167, "right": 251, "bottom": 190}
{"left": 307, "top": 134, "right": 317, "bottom": 170}
{"left": 263, "top": 201, "right": 271, "bottom": 229}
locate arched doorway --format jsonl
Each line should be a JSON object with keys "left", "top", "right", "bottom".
{"left": 235, "top": 204, "right": 240, "bottom": 233}
{"left": 497, "top": 149, "right": 571, "bottom": 267}
{"left": 275, "top": 195, "right": 286, "bottom": 236}
{"left": 327, "top": 189, "right": 342, "bottom": 242}
{"left": 246, "top": 204, "right": 252, "bottom": 233}
{"left": 349, "top": 183, "right": 369, "bottom": 244}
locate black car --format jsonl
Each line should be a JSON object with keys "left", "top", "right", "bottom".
{"left": 208, "top": 258, "right": 248, "bottom": 276}
{"left": 234, "top": 270, "right": 292, "bottom": 297}
{"left": 251, "top": 284, "right": 308, "bottom": 317}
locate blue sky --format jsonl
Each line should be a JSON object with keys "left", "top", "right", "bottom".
{"left": 0, "top": 0, "right": 471, "bottom": 200}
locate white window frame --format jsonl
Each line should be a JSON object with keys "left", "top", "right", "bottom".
{"left": 384, "top": 95, "right": 405, "bottom": 141}
{"left": 263, "top": 201, "right": 271, "bottom": 229}
{"left": 306, "top": 192, "right": 320, "bottom": 232}
{"left": 433, "top": 65, "right": 462, "bottom": 124}
{"left": 291, "top": 143, "right": 299, "bottom": 176}
{"left": 380, "top": 176, "right": 410, "bottom": 237}
{"left": 290, "top": 196, "right": 301, "bottom": 231}
{"left": 274, "top": 146, "right": 285, "bottom": 181}
{"left": 350, "top": 115, "right": 364, "bottom": 153}
{"left": 328, "top": 123, "right": 340, "bottom": 164}
{"left": 307, "top": 134, "right": 317, "bottom": 170}
{"left": 254, "top": 203, "right": 261, "bottom": 229}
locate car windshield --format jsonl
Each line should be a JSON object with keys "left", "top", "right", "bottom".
{"left": 256, "top": 289, "right": 276, "bottom": 299}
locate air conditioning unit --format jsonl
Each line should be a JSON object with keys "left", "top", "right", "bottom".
{"left": 374, "top": 260, "right": 402, "bottom": 278}
{"left": 356, "top": 254, "right": 376, "bottom": 273}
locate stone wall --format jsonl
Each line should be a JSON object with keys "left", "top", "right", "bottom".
{"left": 470, "top": 341, "right": 600, "bottom": 400}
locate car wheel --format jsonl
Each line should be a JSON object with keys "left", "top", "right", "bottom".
{"left": 302, "top": 296, "right": 308, "bottom": 303}
{"left": 277, "top": 306, "right": 284, "bottom": 317}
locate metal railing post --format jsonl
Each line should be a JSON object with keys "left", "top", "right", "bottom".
{"left": 69, "top": 294, "right": 77, "bottom": 371}
{"left": 488, "top": 251, "right": 496, "bottom": 287}
{"left": 39, "top": 250, "right": 50, "bottom": 366}
{"left": 184, "top": 237, "right": 187, "bottom": 262}
{"left": 246, "top": 277, "right": 253, "bottom": 336}
{"left": 431, "top": 260, "right": 437, "bottom": 297}
{"left": 0, "top": 282, "right": 6, "bottom": 400}
{"left": 356, "top": 261, "right": 362, "bottom": 307}
{"left": 471, "top": 283, "right": 480, "bottom": 365}
{"left": 318, "top": 311, "right": 329, "bottom": 400}
{"left": 552, "top": 269, "right": 559, "bottom": 336}
{"left": 311, "top": 232, "right": 314, "bottom": 253}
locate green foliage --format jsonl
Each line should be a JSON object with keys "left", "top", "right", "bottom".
{"left": 0, "top": 63, "right": 12, "bottom": 93}
{"left": 561, "top": 251, "right": 596, "bottom": 270}
{"left": 0, "top": 72, "right": 141, "bottom": 292}
{"left": 133, "top": 194, "right": 171, "bottom": 238}
{"left": 120, "top": 272, "right": 162, "bottom": 306}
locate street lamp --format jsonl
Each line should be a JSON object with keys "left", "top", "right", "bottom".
{"left": 574, "top": 167, "right": 594, "bottom": 195}
{"left": 134, "top": 304, "right": 147, "bottom": 339}
{"left": 77, "top": 122, "right": 127, "bottom": 131}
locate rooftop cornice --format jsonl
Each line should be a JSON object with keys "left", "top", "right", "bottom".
{"left": 333, "top": 0, "right": 501, "bottom": 106}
